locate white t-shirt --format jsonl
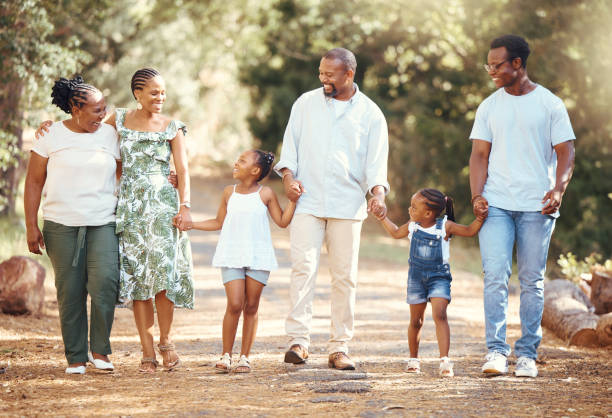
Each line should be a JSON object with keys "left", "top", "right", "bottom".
{"left": 469, "top": 85, "right": 575, "bottom": 215}
{"left": 31, "top": 121, "right": 120, "bottom": 226}
{"left": 408, "top": 217, "right": 450, "bottom": 264}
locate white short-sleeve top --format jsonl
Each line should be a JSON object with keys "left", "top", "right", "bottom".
{"left": 31, "top": 121, "right": 120, "bottom": 226}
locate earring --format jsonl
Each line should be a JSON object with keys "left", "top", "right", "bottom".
{"left": 136, "top": 102, "right": 142, "bottom": 110}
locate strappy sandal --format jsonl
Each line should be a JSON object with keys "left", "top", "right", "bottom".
{"left": 139, "top": 357, "right": 158, "bottom": 373}
{"left": 405, "top": 358, "right": 421, "bottom": 373}
{"left": 439, "top": 357, "right": 454, "bottom": 377}
{"left": 215, "top": 353, "right": 231, "bottom": 373}
{"left": 234, "top": 355, "right": 251, "bottom": 373}
{"left": 158, "top": 343, "right": 181, "bottom": 370}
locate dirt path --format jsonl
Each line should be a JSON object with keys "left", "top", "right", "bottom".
{"left": 1, "top": 176, "right": 610, "bottom": 417}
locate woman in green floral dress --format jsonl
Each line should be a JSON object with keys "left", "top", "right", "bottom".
{"left": 107, "top": 68, "right": 194, "bottom": 372}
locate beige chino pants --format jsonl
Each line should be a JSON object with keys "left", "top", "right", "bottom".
{"left": 285, "top": 213, "right": 363, "bottom": 354}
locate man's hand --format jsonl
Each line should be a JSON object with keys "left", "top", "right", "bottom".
{"left": 282, "top": 171, "right": 304, "bottom": 202}
{"left": 472, "top": 195, "right": 489, "bottom": 219}
{"left": 35, "top": 120, "right": 53, "bottom": 139}
{"left": 26, "top": 226, "right": 45, "bottom": 255}
{"left": 367, "top": 187, "right": 387, "bottom": 220}
{"left": 541, "top": 188, "right": 564, "bottom": 215}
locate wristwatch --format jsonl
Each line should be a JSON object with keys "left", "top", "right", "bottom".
{"left": 180, "top": 201, "right": 191, "bottom": 208}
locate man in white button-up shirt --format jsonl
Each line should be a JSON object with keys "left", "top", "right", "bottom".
{"left": 274, "top": 48, "right": 389, "bottom": 370}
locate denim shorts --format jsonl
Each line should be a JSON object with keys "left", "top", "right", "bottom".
{"left": 406, "top": 263, "right": 452, "bottom": 304}
{"left": 221, "top": 267, "right": 270, "bottom": 286}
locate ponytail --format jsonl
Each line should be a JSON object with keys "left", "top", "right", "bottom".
{"left": 253, "top": 149, "right": 275, "bottom": 181}
{"left": 419, "top": 188, "right": 455, "bottom": 222}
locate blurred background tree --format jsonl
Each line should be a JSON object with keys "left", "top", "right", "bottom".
{"left": 1, "top": 0, "right": 610, "bottom": 260}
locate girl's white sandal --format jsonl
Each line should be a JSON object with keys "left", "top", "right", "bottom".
{"left": 405, "top": 358, "right": 421, "bottom": 373}
{"left": 215, "top": 353, "right": 231, "bottom": 373}
{"left": 234, "top": 355, "right": 251, "bottom": 373}
{"left": 439, "top": 357, "right": 454, "bottom": 377}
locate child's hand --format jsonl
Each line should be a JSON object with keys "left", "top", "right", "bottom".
{"left": 472, "top": 196, "right": 489, "bottom": 219}
{"left": 367, "top": 195, "right": 387, "bottom": 220}
{"left": 167, "top": 171, "right": 178, "bottom": 189}
{"left": 35, "top": 120, "right": 53, "bottom": 139}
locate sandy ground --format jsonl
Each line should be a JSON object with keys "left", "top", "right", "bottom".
{"left": 1, "top": 176, "right": 611, "bottom": 417}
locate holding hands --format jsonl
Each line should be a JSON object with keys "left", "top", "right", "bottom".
{"left": 471, "top": 194, "right": 489, "bottom": 221}
{"left": 282, "top": 171, "right": 304, "bottom": 203}
{"left": 368, "top": 186, "right": 387, "bottom": 220}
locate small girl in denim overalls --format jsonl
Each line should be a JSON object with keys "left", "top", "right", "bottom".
{"left": 376, "top": 188, "right": 486, "bottom": 377}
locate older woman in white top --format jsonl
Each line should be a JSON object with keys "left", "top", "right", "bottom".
{"left": 24, "top": 76, "right": 120, "bottom": 374}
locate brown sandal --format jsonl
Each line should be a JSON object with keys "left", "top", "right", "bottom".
{"left": 158, "top": 343, "right": 181, "bottom": 370}
{"left": 139, "top": 357, "right": 158, "bottom": 373}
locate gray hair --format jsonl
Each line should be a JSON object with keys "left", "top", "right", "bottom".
{"left": 323, "top": 48, "right": 357, "bottom": 73}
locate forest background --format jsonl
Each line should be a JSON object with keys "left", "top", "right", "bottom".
{"left": 1, "top": 0, "right": 611, "bottom": 266}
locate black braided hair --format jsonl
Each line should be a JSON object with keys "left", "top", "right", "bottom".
{"left": 419, "top": 188, "right": 455, "bottom": 222}
{"left": 130, "top": 67, "right": 161, "bottom": 98}
{"left": 51, "top": 76, "right": 99, "bottom": 114}
{"left": 253, "top": 149, "right": 275, "bottom": 182}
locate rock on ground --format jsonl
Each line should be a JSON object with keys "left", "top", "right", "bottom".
{"left": 0, "top": 256, "right": 45, "bottom": 315}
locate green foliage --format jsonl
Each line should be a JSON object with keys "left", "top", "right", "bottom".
{"left": 238, "top": 0, "right": 612, "bottom": 258}
{"left": 557, "top": 252, "right": 612, "bottom": 284}
{"left": 1, "top": 0, "right": 610, "bottom": 261}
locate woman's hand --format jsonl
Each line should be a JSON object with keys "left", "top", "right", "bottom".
{"left": 173, "top": 207, "right": 193, "bottom": 231}
{"left": 35, "top": 120, "right": 53, "bottom": 139}
{"left": 26, "top": 226, "right": 45, "bottom": 255}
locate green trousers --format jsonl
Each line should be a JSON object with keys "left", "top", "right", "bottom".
{"left": 43, "top": 220, "right": 119, "bottom": 364}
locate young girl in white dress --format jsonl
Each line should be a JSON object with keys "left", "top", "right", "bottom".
{"left": 186, "top": 149, "right": 297, "bottom": 373}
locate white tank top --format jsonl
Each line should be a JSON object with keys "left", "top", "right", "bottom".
{"left": 212, "top": 185, "right": 278, "bottom": 271}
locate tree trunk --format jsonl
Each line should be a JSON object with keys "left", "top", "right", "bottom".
{"left": 0, "top": 78, "right": 24, "bottom": 216}
{"left": 595, "top": 313, "right": 612, "bottom": 346}
{"left": 590, "top": 267, "right": 612, "bottom": 314}
{"left": 542, "top": 279, "right": 600, "bottom": 347}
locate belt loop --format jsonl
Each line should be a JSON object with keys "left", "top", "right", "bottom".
{"left": 71, "top": 226, "right": 87, "bottom": 267}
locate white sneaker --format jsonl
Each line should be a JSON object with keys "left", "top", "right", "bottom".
{"left": 88, "top": 353, "right": 114, "bottom": 371}
{"left": 65, "top": 365, "right": 86, "bottom": 374}
{"left": 515, "top": 356, "right": 538, "bottom": 377}
{"left": 439, "top": 357, "right": 454, "bottom": 377}
{"left": 481, "top": 352, "right": 508, "bottom": 374}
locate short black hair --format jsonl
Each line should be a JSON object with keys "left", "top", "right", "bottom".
{"left": 51, "top": 76, "right": 99, "bottom": 114}
{"left": 323, "top": 48, "right": 357, "bottom": 73}
{"left": 490, "top": 35, "right": 530, "bottom": 68}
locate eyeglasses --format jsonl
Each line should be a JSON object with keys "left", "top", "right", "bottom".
{"left": 483, "top": 58, "right": 511, "bottom": 72}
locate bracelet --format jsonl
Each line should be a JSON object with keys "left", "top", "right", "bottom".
{"left": 471, "top": 194, "right": 483, "bottom": 204}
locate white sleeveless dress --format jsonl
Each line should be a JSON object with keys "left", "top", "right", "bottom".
{"left": 212, "top": 186, "right": 278, "bottom": 271}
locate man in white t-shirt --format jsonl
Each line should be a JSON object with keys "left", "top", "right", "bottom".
{"left": 469, "top": 35, "right": 575, "bottom": 378}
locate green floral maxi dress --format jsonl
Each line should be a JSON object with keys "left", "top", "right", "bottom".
{"left": 115, "top": 108, "right": 194, "bottom": 308}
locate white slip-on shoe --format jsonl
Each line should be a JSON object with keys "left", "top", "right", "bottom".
{"left": 481, "top": 351, "right": 508, "bottom": 375}
{"left": 88, "top": 352, "right": 114, "bottom": 371}
{"left": 515, "top": 356, "right": 538, "bottom": 377}
{"left": 65, "top": 365, "right": 86, "bottom": 374}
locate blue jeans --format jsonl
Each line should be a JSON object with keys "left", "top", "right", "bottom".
{"left": 478, "top": 207, "right": 555, "bottom": 359}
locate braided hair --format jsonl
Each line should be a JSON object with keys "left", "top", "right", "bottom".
{"left": 252, "top": 150, "right": 275, "bottom": 182}
{"left": 419, "top": 188, "right": 455, "bottom": 222}
{"left": 51, "top": 76, "right": 99, "bottom": 114}
{"left": 131, "top": 67, "right": 161, "bottom": 98}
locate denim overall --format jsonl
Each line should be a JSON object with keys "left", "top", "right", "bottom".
{"left": 407, "top": 217, "right": 453, "bottom": 304}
